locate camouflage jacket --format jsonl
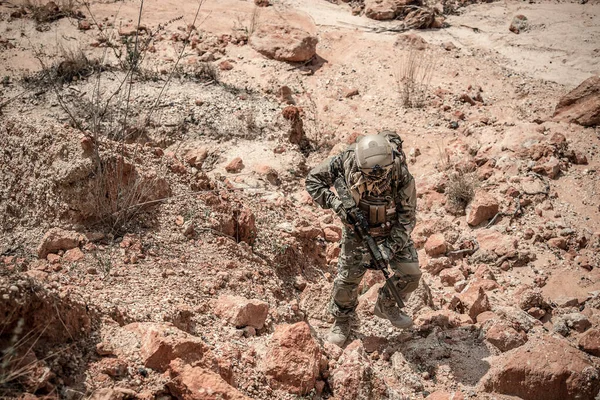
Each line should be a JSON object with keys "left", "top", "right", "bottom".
{"left": 305, "top": 141, "right": 417, "bottom": 254}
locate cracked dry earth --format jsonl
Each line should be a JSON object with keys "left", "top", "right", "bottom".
{"left": 1, "top": 0, "right": 600, "bottom": 399}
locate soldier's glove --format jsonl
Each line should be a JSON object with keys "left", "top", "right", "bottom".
{"left": 378, "top": 243, "right": 394, "bottom": 263}
{"left": 331, "top": 197, "right": 348, "bottom": 224}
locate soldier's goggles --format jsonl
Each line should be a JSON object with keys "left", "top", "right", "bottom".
{"left": 361, "top": 163, "right": 394, "bottom": 179}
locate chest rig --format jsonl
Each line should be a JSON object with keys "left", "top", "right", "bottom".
{"left": 357, "top": 193, "right": 396, "bottom": 236}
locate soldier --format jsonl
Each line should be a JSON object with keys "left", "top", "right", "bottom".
{"left": 305, "top": 131, "right": 421, "bottom": 346}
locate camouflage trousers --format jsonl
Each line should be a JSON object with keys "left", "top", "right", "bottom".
{"left": 329, "top": 227, "right": 421, "bottom": 321}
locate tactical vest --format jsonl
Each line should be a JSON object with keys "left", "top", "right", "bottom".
{"left": 341, "top": 132, "right": 408, "bottom": 237}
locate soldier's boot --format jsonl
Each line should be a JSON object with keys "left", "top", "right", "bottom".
{"left": 373, "top": 300, "right": 413, "bottom": 329}
{"left": 325, "top": 319, "right": 350, "bottom": 347}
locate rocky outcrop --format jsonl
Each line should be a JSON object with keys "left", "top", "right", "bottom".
{"left": 553, "top": 75, "right": 600, "bottom": 127}
{"left": 264, "top": 322, "right": 321, "bottom": 394}
{"left": 214, "top": 295, "right": 269, "bottom": 329}
{"left": 482, "top": 336, "right": 600, "bottom": 400}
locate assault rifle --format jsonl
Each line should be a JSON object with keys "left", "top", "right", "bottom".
{"left": 334, "top": 178, "right": 405, "bottom": 309}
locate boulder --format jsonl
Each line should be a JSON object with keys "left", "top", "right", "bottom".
{"left": 250, "top": 22, "right": 317, "bottom": 62}
{"left": 485, "top": 322, "right": 527, "bottom": 352}
{"left": 579, "top": 329, "right": 600, "bottom": 357}
{"left": 451, "top": 285, "right": 490, "bottom": 320}
{"left": 424, "top": 233, "right": 447, "bottom": 257}
{"left": 214, "top": 295, "right": 269, "bottom": 329}
{"left": 37, "top": 228, "right": 84, "bottom": 259}
{"left": 466, "top": 191, "right": 499, "bottom": 226}
{"left": 124, "top": 323, "right": 215, "bottom": 372}
{"left": 168, "top": 359, "right": 250, "bottom": 400}
{"left": 482, "top": 336, "right": 600, "bottom": 400}
{"left": 329, "top": 340, "right": 386, "bottom": 398}
{"left": 553, "top": 75, "right": 600, "bottom": 127}
{"left": 264, "top": 322, "right": 321, "bottom": 395}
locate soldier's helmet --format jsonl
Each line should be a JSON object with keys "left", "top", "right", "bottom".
{"left": 355, "top": 135, "right": 394, "bottom": 180}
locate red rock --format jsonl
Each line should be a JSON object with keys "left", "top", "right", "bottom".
{"left": 214, "top": 295, "right": 269, "bottom": 329}
{"left": 532, "top": 157, "right": 561, "bottom": 179}
{"left": 97, "top": 357, "right": 128, "bottom": 377}
{"left": 250, "top": 23, "right": 317, "bottom": 62}
{"left": 184, "top": 147, "right": 208, "bottom": 169}
{"left": 547, "top": 237, "right": 567, "bottom": 250}
{"left": 330, "top": 340, "right": 386, "bottom": 398}
{"left": 323, "top": 225, "right": 342, "bottom": 242}
{"left": 37, "top": 228, "right": 84, "bottom": 259}
{"left": 426, "top": 391, "right": 465, "bottom": 400}
{"left": 225, "top": 157, "right": 244, "bottom": 173}
{"left": 476, "top": 311, "right": 497, "bottom": 324}
{"left": 485, "top": 322, "right": 527, "bottom": 352}
{"left": 254, "top": 164, "right": 279, "bottom": 185}
{"left": 124, "top": 323, "right": 215, "bottom": 372}
{"left": 168, "top": 359, "right": 250, "bottom": 400}
{"left": 466, "top": 191, "right": 499, "bottom": 226}
{"left": 553, "top": 75, "right": 600, "bottom": 127}
{"left": 424, "top": 233, "right": 447, "bottom": 257}
{"left": 264, "top": 322, "right": 321, "bottom": 395}
{"left": 294, "top": 226, "right": 322, "bottom": 239}
{"left": 476, "top": 229, "right": 518, "bottom": 257}
{"left": 482, "top": 335, "right": 600, "bottom": 400}
{"left": 235, "top": 207, "right": 257, "bottom": 245}
{"left": 415, "top": 309, "right": 472, "bottom": 330}
{"left": 578, "top": 329, "right": 600, "bottom": 357}
{"left": 343, "top": 88, "right": 359, "bottom": 98}
{"left": 423, "top": 256, "right": 452, "bottom": 275}
{"left": 219, "top": 60, "right": 234, "bottom": 71}
{"left": 452, "top": 285, "right": 490, "bottom": 321}
{"left": 63, "top": 247, "right": 85, "bottom": 262}
{"left": 47, "top": 253, "right": 61, "bottom": 264}
{"left": 439, "top": 267, "right": 465, "bottom": 286}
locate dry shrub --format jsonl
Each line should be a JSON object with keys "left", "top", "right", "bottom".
{"left": 397, "top": 48, "right": 433, "bottom": 108}
{"left": 446, "top": 172, "right": 476, "bottom": 210}
{"left": 93, "top": 157, "right": 171, "bottom": 232}
{"left": 24, "top": 48, "right": 102, "bottom": 86}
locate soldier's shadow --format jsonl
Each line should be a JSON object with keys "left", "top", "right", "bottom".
{"left": 352, "top": 324, "right": 492, "bottom": 387}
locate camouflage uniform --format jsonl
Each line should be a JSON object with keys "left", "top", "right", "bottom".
{"left": 305, "top": 134, "right": 420, "bottom": 322}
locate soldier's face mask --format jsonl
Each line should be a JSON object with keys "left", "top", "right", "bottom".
{"left": 361, "top": 163, "right": 394, "bottom": 181}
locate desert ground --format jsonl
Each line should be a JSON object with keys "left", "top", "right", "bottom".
{"left": 0, "top": 0, "right": 599, "bottom": 399}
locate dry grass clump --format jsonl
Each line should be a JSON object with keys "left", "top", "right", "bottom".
{"left": 446, "top": 172, "right": 476, "bottom": 210}
{"left": 396, "top": 48, "right": 434, "bottom": 108}
{"left": 24, "top": 48, "right": 102, "bottom": 86}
